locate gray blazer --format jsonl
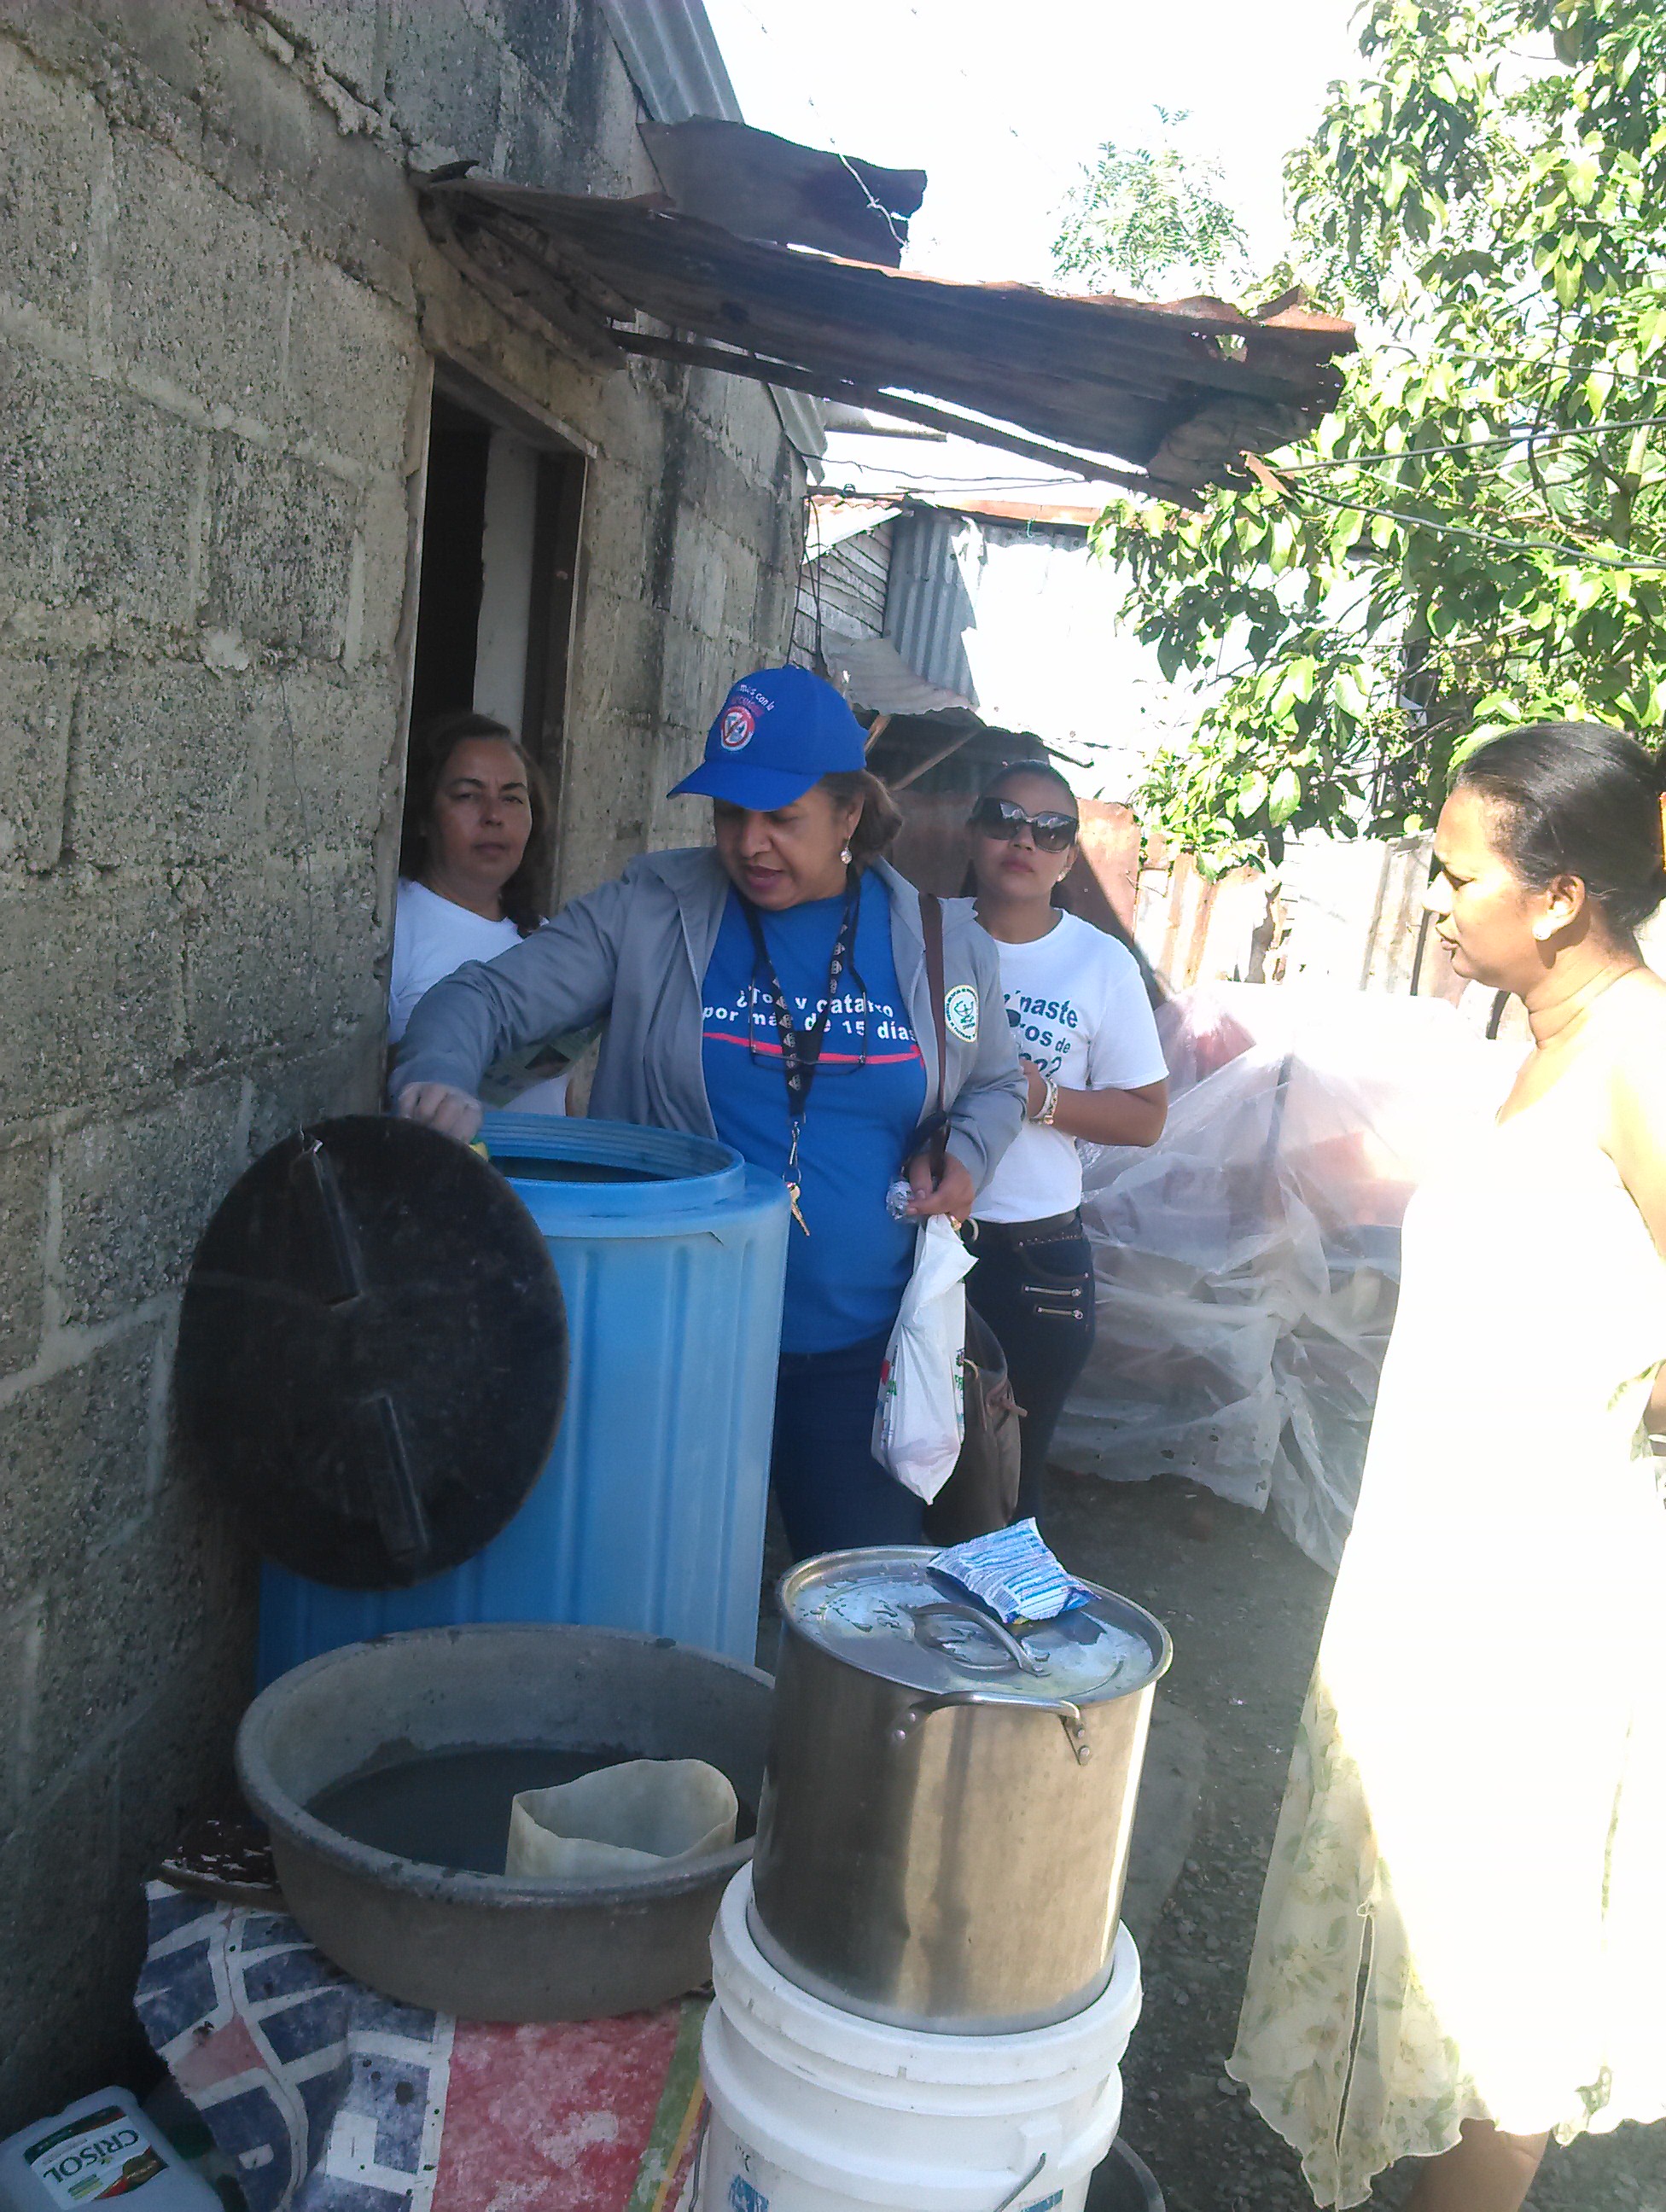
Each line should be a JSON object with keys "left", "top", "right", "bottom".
{"left": 392, "top": 851, "right": 1027, "bottom": 1190}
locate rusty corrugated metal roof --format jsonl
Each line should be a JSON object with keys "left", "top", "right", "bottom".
{"left": 812, "top": 488, "right": 1101, "bottom": 532}
{"left": 807, "top": 495, "right": 902, "bottom": 553}
{"left": 418, "top": 180, "right": 1356, "bottom": 498}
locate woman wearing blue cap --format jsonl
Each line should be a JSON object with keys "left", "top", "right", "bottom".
{"left": 394, "top": 667, "right": 1027, "bottom": 1557}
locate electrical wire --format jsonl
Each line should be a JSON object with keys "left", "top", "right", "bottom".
{"left": 1274, "top": 411, "right": 1666, "bottom": 475}
{"left": 1289, "top": 477, "right": 1666, "bottom": 572}
{"left": 719, "top": 0, "right": 910, "bottom": 253}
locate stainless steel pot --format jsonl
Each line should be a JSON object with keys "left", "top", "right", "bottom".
{"left": 750, "top": 1547, "right": 1171, "bottom": 2032}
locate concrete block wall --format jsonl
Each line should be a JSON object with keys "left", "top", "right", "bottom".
{"left": 0, "top": 0, "right": 802, "bottom": 2125}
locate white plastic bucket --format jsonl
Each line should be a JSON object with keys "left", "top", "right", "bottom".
{"left": 696, "top": 1868, "right": 1140, "bottom": 2212}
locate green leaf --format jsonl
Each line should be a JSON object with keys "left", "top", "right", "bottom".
{"left": 1082, "top": 0, "right": 1666, "bottom": 871}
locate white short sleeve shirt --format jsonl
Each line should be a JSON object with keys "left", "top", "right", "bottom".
{"left": 973, "top": 911, "right": 1168, "bottom": 1224}
{"left": 387, "top": 877, "right": 523, "bottom": 1044}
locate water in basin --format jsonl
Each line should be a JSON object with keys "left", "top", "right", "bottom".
{"left": 310, "top": 1744, "right": 631, "bottom": 1871}
{"left": 308, "top": 1743, "right": 757, "bottom": 1874}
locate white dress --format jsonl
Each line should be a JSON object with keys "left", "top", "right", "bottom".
{"left": 1228, "top": 1075, "right": 1666, "bottom": 2205}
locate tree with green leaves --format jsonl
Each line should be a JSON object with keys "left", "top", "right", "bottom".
{"left": 1072, "top": 0, "right": 1666, "bottom": 870}
{"left": 1054, "top": 109, "right": 1250, "bottom": 298}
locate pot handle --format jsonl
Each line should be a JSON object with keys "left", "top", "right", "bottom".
{"left": 891, "top": 1688, "right": 1092, "bottom": 1766}
{"left": 913, "top": 1601, "right": 1045, "bottom": 1676}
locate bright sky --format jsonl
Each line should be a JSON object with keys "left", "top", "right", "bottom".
{"left": 701, "top": 0, "right": 1372, "bottom": 793}
{"left": 703, "top": 0, "right": 1366, "bottom": 290}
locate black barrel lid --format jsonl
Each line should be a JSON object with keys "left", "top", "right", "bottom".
{"left": 176, "top": 1116, "right": 568, "bottom": 1589}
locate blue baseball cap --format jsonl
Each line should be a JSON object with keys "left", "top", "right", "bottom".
{"left": 669, "top": 666, "right": 867, "bottom": 810}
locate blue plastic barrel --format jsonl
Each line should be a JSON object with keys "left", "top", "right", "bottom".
{"left": 257, "top": 1115, "right": 791, "bottom": 1681}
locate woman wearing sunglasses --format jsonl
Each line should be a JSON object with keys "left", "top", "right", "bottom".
{"left": 394, "top": 667, "right": 1027, "bottom": 1559}
{"left": 963, "top": 762, "right": 1168, "bottom": 1525}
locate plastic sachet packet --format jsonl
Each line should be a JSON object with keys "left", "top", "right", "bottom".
{"left": 929, "top": 1517, "right": 1095, "bottom": 1626}
{"left": 505, "top": 1758, "right": 737, "bottom": 1881}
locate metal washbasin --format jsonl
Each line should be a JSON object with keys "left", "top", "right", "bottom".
{"left": 236, "top": 1623, "right": 772, "bottom": 2021}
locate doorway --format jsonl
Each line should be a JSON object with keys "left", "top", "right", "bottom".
{"left": 409, "top": 376, "right": 585, "bottom": 902}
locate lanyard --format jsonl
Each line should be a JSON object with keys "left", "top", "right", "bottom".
{"left": 740, "top": 882, "right": 861, "bottom": 1232}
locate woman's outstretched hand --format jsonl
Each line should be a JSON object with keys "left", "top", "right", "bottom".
{"left": 396, "top": 1082, "right": 484, "bottom": 1143}
{"left": 903, "top": 1150, "right": 975, "bottom": 1223}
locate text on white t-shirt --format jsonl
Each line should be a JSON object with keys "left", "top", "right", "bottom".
{"left": 973, "top": 910, "right": 1167, "bottom": 1225}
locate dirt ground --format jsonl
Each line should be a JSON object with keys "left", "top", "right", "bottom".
{"left": 1044, "top": 1467, "right": 1666, "bottom": 2212}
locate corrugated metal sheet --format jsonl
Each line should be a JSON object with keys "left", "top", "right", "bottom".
{"left": 594, "top": 0, "right": 739, "bottom": 132}
{"left": 418, "top": 181, "right": 1356, "bottom": 495}
{"left": 822, "top": 635, "right": 974, "bottom": 717}
{"left": 809, "top": 521, "right": 894, "bottom": 637}
{"left": 791, "top": 515, "right": 974, "bottom": 713}
{"left": 874, "top": 506, "right": 1168, "bottom": 792}
{"left": 883, "top": 509, "right": 982, "bottom": 705}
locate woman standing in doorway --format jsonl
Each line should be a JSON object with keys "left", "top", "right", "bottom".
{"left": 387, "top": 710, "right": 554, "bottom": 1043}
{"left": 1229, "top": 724, "right": 1666, "bottom": 2210}
{"left": 962, "top": 762, "right": 1168, "bottom": 1525}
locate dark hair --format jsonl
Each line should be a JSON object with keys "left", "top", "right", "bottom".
{"left": 819, "top": 768, "right": 903, "bottom": 868}
{"left": 399, "top": 710, "right": 555, "bottom": 934}
{"left": 1456, "top": 721, "right": 1666, "bottom": 938}
{"left": 964, "top": 757, "right": 1081, "bottom": 907}
{"left": 980, "top": 757, "right": 1080, "bottom": 817}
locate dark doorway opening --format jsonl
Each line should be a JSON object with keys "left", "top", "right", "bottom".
{"left": 411, "top": 392, "right": 491, "bottom": 722}
{"left": 408, "top": 375, "right": 586, "bottom": 905}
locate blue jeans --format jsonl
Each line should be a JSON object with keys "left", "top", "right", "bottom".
{"left": 771, "top": 1331, "right": 924, "bottom": 1563}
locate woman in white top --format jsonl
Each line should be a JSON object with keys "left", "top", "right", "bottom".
{"left": 387, "top": 711, "right": 553, "bottom": 1046}
{"left": 964, "top": 761, "right": 1169, "bottom": 1524}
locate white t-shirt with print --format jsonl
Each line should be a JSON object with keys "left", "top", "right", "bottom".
{"left": 974, "top": 911, "right": 1168, "bottom": 1225}
{"left": 387, "top": 877, "right": 522, "bottom": 1044}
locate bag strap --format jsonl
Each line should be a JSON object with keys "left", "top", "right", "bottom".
{"left": 918, "top": 890, "right": 949, "bottom": 1176}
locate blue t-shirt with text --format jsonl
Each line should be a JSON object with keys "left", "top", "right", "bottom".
{"left": 702, "top": 872, "right": 926, "bottom": 1354}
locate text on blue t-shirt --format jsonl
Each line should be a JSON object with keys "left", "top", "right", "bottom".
{"left": 702, "top": 870, "right": 926, "bottom": 1354}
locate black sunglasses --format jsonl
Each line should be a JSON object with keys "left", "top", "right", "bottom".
{"left": 969, "top": 795, "right": 1080, "bottom": 853}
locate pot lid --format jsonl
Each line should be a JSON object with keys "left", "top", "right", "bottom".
{"left": 778, "top": 1548, "right": 1169, "bottom": 1703}
{"left": 176, "top": 1117, "right": 568, "bottom": 1589}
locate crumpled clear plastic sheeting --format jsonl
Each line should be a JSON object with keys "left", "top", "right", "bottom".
{"left": 1150, "top": 986, "right": 1259, "bottom": 1100}
{"left": 1267, "top": 1242, "right": 1399, "bottom": 1569}
{"left": 1061, "top": 987, "right": 1516, "bottom": 1570}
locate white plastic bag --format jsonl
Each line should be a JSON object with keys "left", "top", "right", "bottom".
{"left": 871, "top": 1216, "right": 976, "bottom": 1503}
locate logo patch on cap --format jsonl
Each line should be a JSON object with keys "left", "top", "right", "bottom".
{"left": 944, "top": 985, "right": 979, "bottom": 1043}
{"left": 719, "top": 701, "right": 758, "bottom": 751}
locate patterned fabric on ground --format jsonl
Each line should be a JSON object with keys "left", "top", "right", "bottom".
{"left": 1227, "top": 1091, "right": 1666, "bottom": 2206}
{"left": 136, "top": 1884, "right": 705, "bottom": 2212}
